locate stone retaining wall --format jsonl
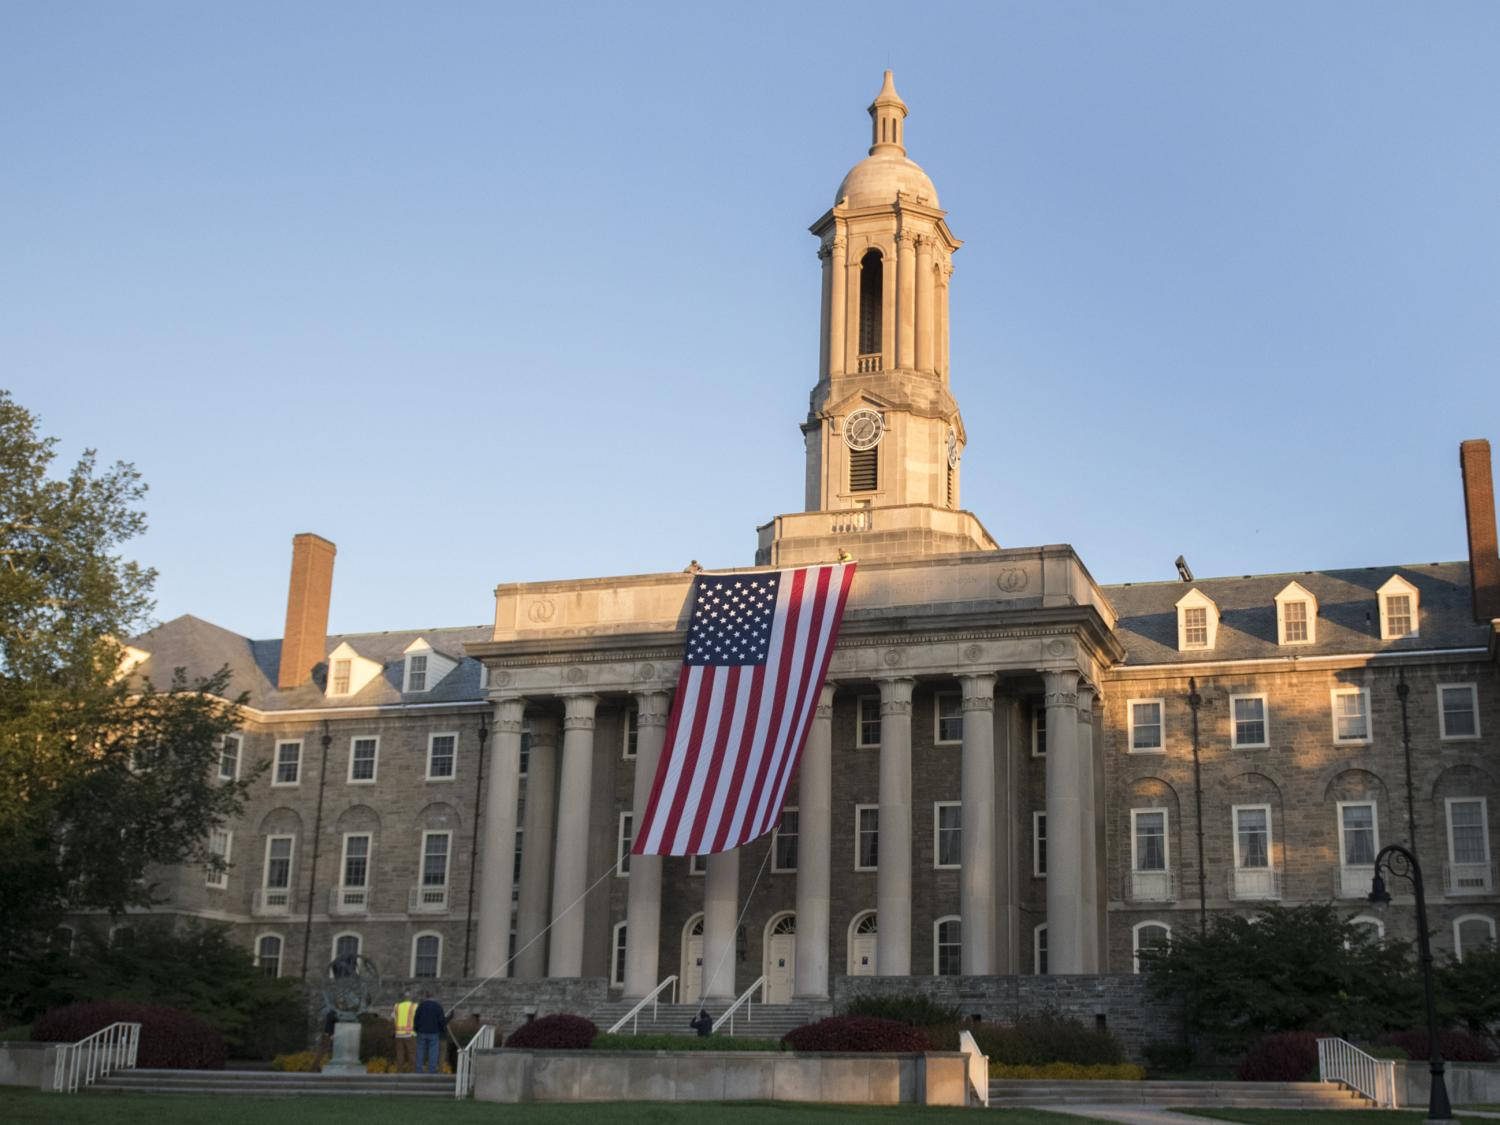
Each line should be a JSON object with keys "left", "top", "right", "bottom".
{"left": 0, "top": 1041, "right": 60, "bottom": 1090}
{"left": 351, "top": 977, "right": 607, "bottom": 1038}
{"left": 1393, "top": 1060, "right": 1500, "bottom": 1108}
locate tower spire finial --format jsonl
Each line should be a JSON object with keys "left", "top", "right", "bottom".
{"left": 867, "top": 69, "right": 908, "bottom": 157}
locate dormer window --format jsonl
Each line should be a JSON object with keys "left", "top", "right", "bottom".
{"left": 332, "top": 659, "right": 351, "bottom": 695}
{"left": 402, "top": 638, "right": 457, "bottom": 694}
{"left": 325, "top": 642, "right": 381, "bottom": 698}
{"left": 407, "top": 654, "right": 428, "bottom": 693}
{"left": 1174, "top": 589, "right": 1220, "bottom": 652}
{"left": 1377, "top": 575, "right": 1420, "bottom": 640}
{"left": 1274, "top": 581, "right": 1318, "bottom": 646}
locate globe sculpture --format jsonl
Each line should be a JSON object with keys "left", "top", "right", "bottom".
{"left": 320, "top": 953, "right": 379, "bottom": 1076}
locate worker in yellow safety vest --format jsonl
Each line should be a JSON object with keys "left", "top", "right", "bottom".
{"left": 392, "top": 992, "right": 417, "bottom": 1072}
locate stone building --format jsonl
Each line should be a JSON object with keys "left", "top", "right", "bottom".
{"left": 100, "top": 74, "right": 1498, "bottom": 1011}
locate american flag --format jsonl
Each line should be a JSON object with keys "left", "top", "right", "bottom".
{"left": 633, "top": 563, "right": 856, "bottom": 856}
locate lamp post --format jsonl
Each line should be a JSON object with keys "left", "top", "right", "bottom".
{"left": 1369, "top": 843, "right": 1452, "bottom": 1122}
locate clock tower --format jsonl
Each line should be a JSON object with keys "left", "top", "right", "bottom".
{"left": 756, "top": 72, "right": 999, "bottom": 566}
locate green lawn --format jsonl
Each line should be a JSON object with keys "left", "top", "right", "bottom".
{"left": 1179, "top": 1110, "right": 1494, "bottom": 1124}
{"left": 0, "top": 1090, "right": 1102, "bottom": 1124}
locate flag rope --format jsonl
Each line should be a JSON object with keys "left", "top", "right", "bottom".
{"left": 698, "top": 844, "right": 772, "bottom": 1017}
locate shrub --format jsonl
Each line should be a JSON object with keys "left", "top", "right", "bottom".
{"left": 844, "top": 993, "right": 962, "bottom": 1028}
{"left": 1363, "top": 1043, "right": 1409, "bottom": 1060}
{"left": 1380, "top": 1029, "right": 1497, "bottom": 1063}
{"left": 968, "top": 1013, "right": 1123, "bottom": 1067}
{"left": 503, "top": 1014, "right": 598, "bottom": 1050}
{"left": 271, "top": 1051, "right": 319, "bottom": 1072}
{"left": 357, "top": 1013, "right": 394, "bottom": 1062}
{"left": 990, "top": 1062, "right": 1145, "bottom": 1081}
{"left": 34, "top": 1001, "right": 226, "bottom": 1069}
{"left": 0, "top": 1025, "right": 33, "bottom": 1042}
{"left": 591, "top": 1033, "right": 782, "bottom": 1051}
{"left": 1142, "top": 1039, "right": 1195, "bottom": 1072}
{"left": 782, "top": 1016, "right": 929, "bottom": 1053}
{"left": 365, "top": 1056, "right": 397, "bottom": 1074}
{"left": 1237, "top": 1030, "right": 1320, "bottom": 1082}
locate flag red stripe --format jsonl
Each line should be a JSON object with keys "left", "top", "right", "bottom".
{"left": 655, "top": 665, "right": 717, "bottom": 853}
{"left": 685, "top": 665, "right": 741, "bottom": 850}
{"left": 632, "top": 664, "right": 695, "bottom": 853}
{"left": 703, "top": 664, "right": 764, "bottom": 852}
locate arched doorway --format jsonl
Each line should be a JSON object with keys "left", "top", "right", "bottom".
{"left": 847, "top": 910, "right": 877, "bottom": 976}
{"left": 680, "top": 913, "right": 705, "bottom": 1004}
{"left": 763, "top": 912, "right": 796, "bottom": 1003}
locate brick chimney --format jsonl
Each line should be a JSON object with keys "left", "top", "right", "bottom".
{"left": 277, "top": 533, "right": 337, "bottom": 689}
{"left": 1460, "top": 439, "right": 1500, "bottom": 623}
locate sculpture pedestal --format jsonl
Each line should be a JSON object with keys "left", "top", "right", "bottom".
{"left": 322, "top": 1020, "right": 364, "bottom": 1076}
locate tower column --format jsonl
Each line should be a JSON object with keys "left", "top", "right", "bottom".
{"left": 514, "top": 713, "right": 559, "bottom": 979}
{"left": 1077, "top": 684, "right": 1100, "bottom": 972}
{"left": 827, "top": 237, "right": 847, "bottom": 378}
{"left": 959, "top": 673, "right": 997, "bottom": 974}
{"left": 702, "top": 849, "right": 739, "bottom": 1000}
{"left": 876, "top": 676, "right": 914, "bottom": 976}
{"left": 915, "top": 236, "right": 934, "bottom": 374}
{"left": 896, "top": 231, "right": 916, "bottom": 370}
{"left": 547, "top": 693, "right": 597, "bottom": 977}
{"left": 794, "top": 683, "right": 835, "bottom": 998}
{"left": 880, "top": 246, "right": 896, "bottom": 373}
{"left": 844, "top": 256, "right": 861, "bottom": 374}
{"left": 1044, "top": 670, "right": 1083, "bottom": 974}
{"left": 939, "top": 263, "right": 953, "bottom": 379}
{"left": 475, "top": 697, "right": 525, "bottom": 978}
{"left": 623, "top": 690, "right": 672, "bottom": 997}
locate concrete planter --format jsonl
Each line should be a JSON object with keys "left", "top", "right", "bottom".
{"left": 473, "top": 1048, "right": 970, "bottom": 1106}
{"left": 0, "top": 1041, "right": 61, "bottom": 1090}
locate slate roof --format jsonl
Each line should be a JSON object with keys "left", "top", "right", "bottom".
{"left": 128, "top": 618, "right": 493, "bottom": 711}
{"left": 1103, "top": 561, "right": 1485, "bottom": 666}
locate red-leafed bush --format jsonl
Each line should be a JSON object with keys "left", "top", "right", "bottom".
{"left": 33, "top": 1002, "right": 226, "bottom": 1070}
{"left": 503, "top": 1014, "right": 598, "bottom": 1050}
{"left": 1380, "top": 1029, "right": 1497, "bottom": 1063}
{"left": 1236, "top": 1030, "right": 1320, "bottom": 1082}
{"left": 782, "top": 1016, "right": 929, "bottom": 1053}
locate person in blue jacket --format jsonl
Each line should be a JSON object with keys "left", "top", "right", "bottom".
{"left": 412, "top": 990, "right": 448, "bottom": 1074}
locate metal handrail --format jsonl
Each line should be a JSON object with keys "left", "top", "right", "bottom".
{"left": 1317, "top": 1036, "right": 1397, "bottom": 1108}
{"left": 606, "top": 974, "right": 678, "bottom": 1034}
{"left": 711, "top": 975, "right": 765, "bottom": 1035}
{"left": 53, "top": 1021, "right": 141, "bottom": 1094}
{"left": 453, "top": 1024, "right": 495, "bottom": 1099}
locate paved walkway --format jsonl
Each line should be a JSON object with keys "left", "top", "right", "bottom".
{"left": 1025, "top": 1108, "right": 1230, "bottom": 1124}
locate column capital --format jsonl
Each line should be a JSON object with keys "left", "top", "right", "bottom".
{"left": 1076, "top": 682, "right": 1097, "bottom": 722}
{"left": 527, "top": 712, "right": 561, "bottom": 748}
{"left": 876, "top": 675, "right": 915, "bottom": 715}
{"left": 634, "top": 689, "right": 672, "bottom": 728}
{"left": 1042, "top": 668, "right": 1080, "bottom": 709}
{"left": 561, "top": 692, "right": 598, "bottom": 730}
{"left": 959, "top": 672, "right": 996, "bottom": 711}
{"left": 491, "top": 697, "right": 526, "bottom": 732}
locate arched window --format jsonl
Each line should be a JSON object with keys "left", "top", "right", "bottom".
{"left": 1132, "top": 921, "right": 1171, "bottom": 974}
{"left": 411, "top": 932, "right": 442, "bottom": 978}
{"left": 857, "top": 250, "right": 883, "bottom": 365}
{"left": 611, "top": 921, "right": 628, "bottom": 988}
{"left": 848, "top": 910, "right": 878, "bottom": 976}
{"left": 1348, "top": 914, "right": 1385, "bottom": 941}
{"left": 256, "top": 934, "right": 283, "bottom": 978}
{"left": 933, "top": 916, "right": 961, "bottom": 976}
{"left": 1455, "top": 914, "right": 1497, "bottom": 961}
{"left": 1033, "top": 923, "right": 1048, "bottom": 975}
{"left": 332, "top": 932, "right": 361, "bottom": 963}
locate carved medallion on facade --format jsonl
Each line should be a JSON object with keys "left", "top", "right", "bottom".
{"left": 963, "top": 643, "right": 982, "bottom": 662}
{"left": 564, "top": 666, "right": 586, "bottom": 684}
{"left": 996, "top": 568, "right": 1029, "bottom": 593}
{"left": 1046, "top": 639, "right": 1068, "bottom": 657}
{"left": 526, "top": 599, "right": 557, "bottom": 623}
{"left": 636, "top": 663, "right": 656, "bottom": 682}
{"left": 491, "top": 670, "right": 513, "bottom": 687}
{"left": 881, "top": 647, "right": 903, "bottom": 667}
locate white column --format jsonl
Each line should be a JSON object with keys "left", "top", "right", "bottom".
{"left": 844, "top": 256, "right": 861, "bottom": 373}
{"left": 915, "top": 236, "right": 934, "bottom": 374}
{"left": 959, "top": 673, "right": 997, "bottom": 974}
{"left": 896, "top": 231, "right": 915, "bottom": 370}
{"left": 880, "top": 248, "right": 896, "bottom": 373}
{"left": 475, "top": 697, "right": 524, "bottom": 978}
{"left": 795, "top": 683, "right": 835, "bottom": 997}
{"left": 1077, "top": 684, "right": 1100, "bottom": 973}
{"left": 1043, "top": 670, "right": 1082, "bottom": 974}
{"left": 876, "top": 676, "right": 914, "bottom": 976}
{"left": 829, "top": 237, "right": 847, "bottom": 377}
{"left": 702, "top": 848, "right": 739, "bottom": 1001}
{"left": 547, "top": 693, "right": 597, "bottom": 977}
{"left": 623, "top": 690, "right": 671, "bottom": 997}
{"left": 514, "top": 714, "right": 558, "bottom": 979}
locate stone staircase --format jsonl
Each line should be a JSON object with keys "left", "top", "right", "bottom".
{"left": 986, "top": 1078, "right": 1375, "bottom": 1110}
{"left": 590, "top": 999, "right": 818, "bottom": 1040}
{"left": 88, "top": 1069, "right": 453, "bottom": 1097}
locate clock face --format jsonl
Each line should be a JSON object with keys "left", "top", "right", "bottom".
{"left": 843, "top": 409, "right": 884, "bottom": 451}
{"left": 946, "top": 427, "right": 959, "bottom": 468}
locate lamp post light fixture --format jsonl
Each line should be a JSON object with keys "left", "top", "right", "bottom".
{"left": 1368, "top": 843, "right": 1453, "bottom": 1122}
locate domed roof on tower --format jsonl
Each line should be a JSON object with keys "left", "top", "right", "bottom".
{"left": 834, "top": 71, "right": 939, "bottom": 209}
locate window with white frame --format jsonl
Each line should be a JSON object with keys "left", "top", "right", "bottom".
{"left": 1175, "top": 589, "right": 1219, "bottom": 651}
{"left": 333, "top": 932, "right": 361, "bottom": 962}
{"left": 773, "top": 808, "right": 799, "bottom": 872}
{"left": 1439, "top": 685, "right": 1480, "bottom": 740}
{"left": 421, "top": 831, "right": 450, "bottom": 890}
{"left": 1033, "top": 812, "right": 1047, "bottom": 877}
{"left": 255, "top": 934, "right": 282, "bottom": 977}
{"left": 857, "top": 696, "right": 881, "bottom": 748}
{"left": 1348, "top": 914, "right": 1385, "bottom": 940}
{"left": 412, "top": 932, "right": 441, "bottom": 977}
{"left": 1339, "top": 802, "right": 1378, "bottom": 867}
{"left": 1455, "top": 915, "right": 1497, "bottom": 960}
{"left": 1129, "top": 700, "right": 1165, "bottom": 752}
{"left": 1033, "top": 923, "right": 1048, "bottom": 975}
{"left": 348, "top": 737, "right": 378, "bottom": 783}
{"left": 406, "top": 653, "right": 429, "bottom": 693}
{"left": 1032, "top": 707, "right": 1046, "bottom": 756}
{"left": 1377, "top": 575, "right": 1419, "bottom": 640}
{"left": 1132, "top": 921, "right": 1170, "bottom": 974}
{"left": 612, "top": 921, "right": 628, "bottom": 986}
{"left": 1274, "top": 581, "right": 1318, "bottom": 646}
{"left": 934, "top": 916, "right": 961, "bottom": 976}
{"left": 206, "top": 828, "right": 232, "bottom": 889}
{"left": 341, "top": 834, "right": 371, "bottom": 890}
{"left": 426, "top": 733, "right": 457, "bottom": 780}
{"left": 331, "top": 658, "right": 352, "bottom": 696}
{"left": 935, "top": 692, "right": 962, "bottom": 745}
{"left": 1182, "top": 607, "right": 1208, "bottom": 647}
{"left": 263, "top": 836, "right": 294, "bottom": 893}
{"left": 855, "top": 805, "right": 879, "bottom": 870}
{"left": 689, "top": 853, "right": 707, "bottom": 876}
{"left": 622, "top": 707, "right": 638, "bottom": 758}
{"left": 934, "top": 802, "right": 961, "bottom": 869}
{"left": 1234, "top": 806, "right": 1271, "bottom": 870}
{"left": 1282, "top": 601, "right": 1309, "bottom": 643}
{"left": 219, "top": 735, "right": 242, "bottom": 782}
{"left": 1331, "top": 688, "right": 1371, "bottom": 744}
{"left": 1447, "top": 798, "right": 1491, "bottom": 892}
{"left": 616, "top": 812, "right": 633, "bottom": 876}
{"left": 273, "top": 741, "right": 302, "bottom": 786}
{"left": 1132, "top": 809, "right": 1169, "bottom": 873}
{"left": 1231, "top": 695, "right": 1269, "bottom": 749}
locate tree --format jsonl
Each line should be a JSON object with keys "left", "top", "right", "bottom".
{"left": 0, "top": 389, "right": 253, "bottom": 998}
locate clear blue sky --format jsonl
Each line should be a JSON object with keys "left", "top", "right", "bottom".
{"left": 4, "top": 2, "right": 1497, "bottom": 639}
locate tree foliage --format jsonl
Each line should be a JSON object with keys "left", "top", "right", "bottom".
{"left": 0, "top": 389, "right": 254, "bottom": 976}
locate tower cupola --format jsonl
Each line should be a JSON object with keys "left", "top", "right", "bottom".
{"left": 868, "top": 69, "right": 908, "bottom": 155}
